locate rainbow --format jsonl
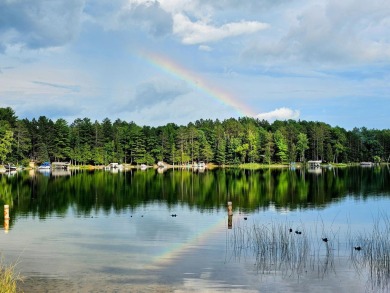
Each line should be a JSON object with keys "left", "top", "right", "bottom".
{"left": 149, "top": 216, "right": 227, "bottom": 268}
{"left": 136, "top": 50, "right": 257, "bottom": 117}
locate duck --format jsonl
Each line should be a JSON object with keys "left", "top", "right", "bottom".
{"left": 354, "top": 246, "right": 362, "bottom": 251}
{"left": 322, "top": 237, "right": 328, "bottom": 243}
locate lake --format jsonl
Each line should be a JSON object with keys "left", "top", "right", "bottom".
{"left": 1, "top": 166, "right": 390, "bottom": 292}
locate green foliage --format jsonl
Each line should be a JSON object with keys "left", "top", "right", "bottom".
{"left": 263, "top": 131, "right": 274, "bottom": 165}
{"left": 0, "top": 130, "right": 14, "bottom": 163}
{"left": 198, "top": 130, "right": 213, "bottom": 163}
{"left": 53, "top": 119, "right": 71, "bottom": 161}
{"left": 373, "top": 155, "right": 381, "bottom": 164}
{"left": 296, "top": 133, "right": 309, "bottom": 162}
{"left": 274, "top": 130, "right": 288, "bottom": 164}
{"left": 0, "top": 107, "right": 389, "bottom": 166}
{"left": 0, "top": 107, "right": 17, "bottom": 128}
{"left": 11, "top": 120, "right": 31, "bottom": 164}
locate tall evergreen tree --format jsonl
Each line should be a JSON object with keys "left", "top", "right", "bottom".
{"left": 198, "top": 130, "right": 213, "bottom": 163}
{"left": 274, "top": 130, "right": 288, "bottom": 164}
{"left": 0, "top": 129, "right": 14, "bottom": 164}
{"left": 53, "top": 119, "right": 70, "bottom": 161}
{"left": 296, "top": 133, "right": 309, "bottom": 162}
{"left": 263, "top": 131, "right": 274, "bottom": 165}
{"left": 12, "top": 120, "right": 31, "bottom": 164}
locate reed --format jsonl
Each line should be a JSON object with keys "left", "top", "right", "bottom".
{"left": 0, "top": 257, "right": 22, "bottom": 293}
{"left": 228, "top": 214, "right": 390, "bottom": 291}
{"left": 349, "top": 213, "right": 390, "bottom": 291}
{"left": 228, "top": 220, "right": 335, "bottom": 277}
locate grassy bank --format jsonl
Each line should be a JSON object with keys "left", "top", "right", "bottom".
{"left": 238, "top": 163, "right": 289, "bottom": 169}
{"left": 0, "top": 258, "right": 21, "bottom": 293}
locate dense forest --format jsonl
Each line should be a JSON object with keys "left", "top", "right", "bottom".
{"left": 0, "top": 107, "right": 389, "bottom": 166}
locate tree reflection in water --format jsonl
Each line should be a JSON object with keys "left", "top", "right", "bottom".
{"left": 1, "top": 166, "right": 389, "bottom": 222}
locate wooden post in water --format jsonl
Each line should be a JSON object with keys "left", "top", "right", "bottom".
{"left": 4, "top": 205, "right": 10, "bottom": 233}
{"left": 4, "top": 218, "right": 9, "bottom": 233}
{"left": 4, "top": 205, "right": 9, "bottom": 219}
{"left": 227, "top": 202, "right": 233, "bottom": 229}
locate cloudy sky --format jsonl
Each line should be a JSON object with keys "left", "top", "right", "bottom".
{"left": 0, "top": 0, "right": 389, "bottom": 129}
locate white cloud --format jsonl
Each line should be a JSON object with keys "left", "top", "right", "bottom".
{"left": 242, "top": 0, "right": 390, "bottom": 67}
{"left": 199, "top": 45, "right": 212, "bottom": 51}
{"left": 195, "top": 0, "right": 293, "bottom": 11}
{"left": 158, "top": 0, "right": 202, "bottom": 15}
{"left": 256, "top": 107, "right": 300, "bottom": 121}
{"left": 173, "top": 13, "right": 269, "bottom": 44}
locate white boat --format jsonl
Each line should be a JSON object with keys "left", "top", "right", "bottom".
{"left": 198, "top": 161, "right": 206, "bottom": 168}
{"left": 38, "top": 162, "right": 51, "bottom": 170}
{"left": 308, "top": 160, "right": 322, "bottom": 168}
{"left": 360, "top": 162, "right": 373, "bottom": 167}
{"left": 4, "top": 164, "right": 17, "bottom": 171}
{"left": 107, "top": 163, "right": 123, "bottom": 170}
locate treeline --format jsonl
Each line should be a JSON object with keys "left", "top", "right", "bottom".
{"left": 0, "top": 107, "right": 389, "bottom": 166}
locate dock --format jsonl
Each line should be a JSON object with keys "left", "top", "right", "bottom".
{"left": 52, "top": 162, "right": 71, "bottom": 170}
{"left": 308, "top": 160, "right": 322, "bottom": 168}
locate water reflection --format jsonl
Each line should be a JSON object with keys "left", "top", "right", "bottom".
{"left": 0, "top": 166, "right": 389, "bottom": 223}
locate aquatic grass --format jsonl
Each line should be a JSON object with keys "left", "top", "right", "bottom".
{"left": 227, "top": 220, "right": 336, "bottom": 278}
{"left": 310, "top": 216, "right": 341, "bottom": 277}
{"left": 229, "top": 218, "right": 339, "bottom": 278}
{"left": 349, "top": 213, "right": 390, "bottom": 292}
{"left": 0, "top": 257, "right": 22, "bottom": 293}
{"left": 228, "top": 214, "right": 390, "bottom": 290}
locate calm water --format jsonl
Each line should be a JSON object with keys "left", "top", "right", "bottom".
{"left": 1, "top": 166, "right": 390, "bottom": 292}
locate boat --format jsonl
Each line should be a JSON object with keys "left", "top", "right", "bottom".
{"left": 107, "top": 163, "right": 123, "bottom": 170}
{"left": 308, "top": 160, "right": 322, "bottom": 168}
{"left": 4, "top": 164, "right": 17, "bottom": 171}
{"left": 157, "top": 161, "right": 165, "bottom": 168}
{"left": 198, "top": 161, "right": 206, "bottom": 168}
{"left": 360, "top": 162, "right": 373, "bottom": 167}
{"left": 38, "top": 161, "right": 51, "bottom": 170}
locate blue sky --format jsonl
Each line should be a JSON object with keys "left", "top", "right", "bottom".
{"left": 0, "top": 0, "right": 389, "bottom": 130}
